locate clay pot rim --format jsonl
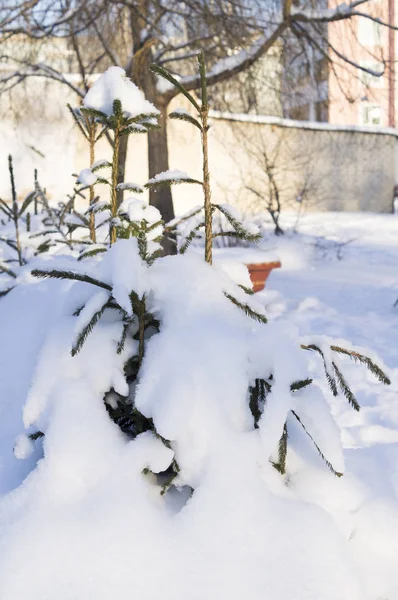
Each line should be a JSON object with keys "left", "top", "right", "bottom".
{"left": 245, "top": 261, "right": 282, "bottom": 271}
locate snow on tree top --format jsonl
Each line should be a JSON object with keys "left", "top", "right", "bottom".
{"left": 84, "top": 66, "right": 160, "bottom": 118}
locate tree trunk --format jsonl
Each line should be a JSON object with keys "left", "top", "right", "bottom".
{"left": 148, "top": 113, "right": 176, "bottom": 255}
{"left": 116, "top": 134, "right": 128, "bottom": 207}
{"left": 147, "top": 105, "right": 175, "bottom": 222}
{"left": 142, "top": 64, "right": 176, "bottom": 254}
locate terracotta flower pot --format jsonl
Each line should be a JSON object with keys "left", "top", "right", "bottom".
{"left": 246, "top": 261, "right": 281, "bottom": 293}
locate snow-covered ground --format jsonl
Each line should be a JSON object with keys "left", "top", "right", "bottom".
{"left": 0, "top": 209, "right": 397, "bottom": 600}
{"left": 254, "top": 211, "right": 398, "bottom": 600}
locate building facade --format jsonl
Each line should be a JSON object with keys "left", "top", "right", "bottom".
{"left": 283, "top": 0, "right": 396, "bottom": 128}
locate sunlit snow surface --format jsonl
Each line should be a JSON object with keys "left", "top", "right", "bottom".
{"left": 0, "top": 212, "right": 396, "bottom": 599}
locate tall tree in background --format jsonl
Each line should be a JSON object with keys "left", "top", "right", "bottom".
{"left": 0, "top": 0, "right": 395, "bottom": 242}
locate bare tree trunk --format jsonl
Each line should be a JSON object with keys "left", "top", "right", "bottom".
{"left": 148, "top": 105, "right": 176, "bottom": 254}
{"left": 117, "top": 134, "right": 128, "bottom": 207}
{"left": 141, "top": 59, "right": 176, "bottom": 254}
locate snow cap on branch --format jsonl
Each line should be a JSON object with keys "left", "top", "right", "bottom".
{"left": 119, "top": 197, "right": 162, "bottom": 224}
{"left": 84, "top": 66, "right": 159, "bottom": 118}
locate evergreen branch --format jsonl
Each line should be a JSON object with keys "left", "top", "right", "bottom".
{"left": 290, "top": 378, "right": 313, "bottom": 392}
{"left": 249, "top": 378, "right": 270, "bottom": 427}
{"left": 179, "top": 221, "right": 205, "bottom": 254}
{"left": 197, "top": 50, "right": 208, "bottom": 109}
{"left": 29, "top": 230, "right": 58, "bottom": 238}
{"left": 28, "top": 430, "right": 44, "bottom": 441}
{"left": 67, "top": 104, "right": 89, "bottom": 140}
{"left": 35, "top": 240, "right": 53, "bottom": 255}
{"left": 224, "top": 292, "right": 268, "bottom": 324}
{"left": 95, "top": 127, "right": 108, "bottom": 142}
{"left": 0, "top": 263, "right": 17, "bottom": 278}
{"left": 301, "top": 344, "right": 338, "bottom": 396}
{"left": 91, "top": 161, "right": 112, "bottom": 173}
{"left": 291, "top": 410, "right": 343, "bottom": 477}
{"left": 148, "top": 248, "right": 163, "bottom": 265}
{"left": 164, "top": 207, "right": 203, "bottom": 232}
{"left": 273, "top": 422, "right": 288, "bottom": 475}
{"left": 169, "top": 111, "right": 202, "bottom": 131}
{"left": 86, "top": 202, "right": 111, "bottom": 214}
{"left": 117, "top": 321, "right": 130, "bottom": 355}
{"left": 238, "top": 284, "right": 254, "bottom": 295}
{"left": 116, "top": 182, "right": 144, "bottom": 194}
{"left": 120, "top": 125, "right": 149, "bottom": 136}
{"left": 332, "top": 361, "right": 360, "bottom": 411}
{"left": 330, "top": 345, "right": 391, "bottom": 385}
{"left": 149, "top": 63, "right": 200, "bottom": 111}
{"left": 215, "top": 204, "right": 262, "bottom": 243}
{"left": 80, "top": 106, "right": 108, "bottom": 123}
{"left": 141, "top": 121, "right": 161, "bottom": 131}
{"left": 0, "top": 236, "right": 18, "bottom": 251}
{"left": 71, "top": 300, "right": 110, "bottom": 356}
{"left": 0, "top": 199, "right": 13, "bottom": 218}
{"left": 72, "top": 210, "right": 90, "bottom": 227}
{"left": 145, "top": 177, "right": 202, "bottom": 190}
{"left": 0, "top": 202, "right": 12, "bottom": 219}
{"left": 125, "top": 112, "right": 160, "bottom": 125}
{"left": 31, "top": 269, "right": 112, "bottom": 292}
{"left": 0, "top": 287, "right": 14, "bottom": 297}
{"left": 77, "top": 247, "right": 107, "bottom": 261}
{"left": 18, "top": 191, "right": 36, "bottom": 217}
{"left": 146, "top": 219, "right": 164, "bottom": 233}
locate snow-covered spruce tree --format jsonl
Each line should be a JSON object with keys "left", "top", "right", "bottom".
{"left": 0, "top": 157, "right": 64, "bottom": 295}
{"left": 25, "top": 56, "right": 390, "bottom": 487}
{"left": 72, "top": 67, "right": 161, "bottom": 247}
{"left": 147, "top": 51, "right": 391, "bottom": 476}
{"left": 1, "top": 57, "right": 392, "bottom": 600}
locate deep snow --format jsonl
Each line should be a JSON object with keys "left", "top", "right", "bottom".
{"left": 0, "top": 211, "right": 396, "bottom": 599}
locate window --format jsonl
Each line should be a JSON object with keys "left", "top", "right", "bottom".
{"left": 360, "top": 61, "right": 384, "bottom": 88}
{"left": 316, "top": 100, "right": 329, "bottom": 122}
{"left": 315, "top": 58, "right": 329, "bottom": 83}
{"left": 288, "top": 104, "right": 310, "bottom": 121}
{"left": 358, "top": 18, "right": 382, "bottom": 46}
{"left": 361, "top": 104, "right": 382, "bottom": 126}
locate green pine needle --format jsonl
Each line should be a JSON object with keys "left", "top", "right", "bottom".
{"left": 71, "top": 300, "right": 110, "bottom": 356}
{"left": 179, "top": 222, "right": 205, "bottom": 254}
{"left": 273, "top": 422, "right": 288, "bottom": 475}
{"left": 291, "top": 410, "right": 343, "bottom": 477}
{"left": 290, "top": 378, "right": 313, "bottom": 392}
{"left": 197, "top": 50, "right": 208, "bottom": 109}
{"left": 330, "top": 345, "right": 391, "bottom": 385}
{"left": 28, "top": 430, "right": 44, "bottom": 441}
{"left": 145, "top": 176, "right": 202, "bottom": 190}
{"left": 332, "top": 361, "right": 360, "bottom": 411}
{"left": 77, "top": 247, "right": 107, "bottom": 261}
{"left": 215, "top": 204, "right": 262, "bottom": 243}
{"left": 238, "top": 284, "right": 254, "bottom": 295}
{"left": 149, "top": 63, "right": 200, "bottom": 111}
{"left": 224, "top": 292, "right": 268, "bottom": 324}
{"left": 301, "top": 344, "right": 338, "bottom": 396}
{"left": 67, "top": 104, "right": 89, "bottom": 140}
{"left": 31, "top": 269, "right": 112, "bottom": 292}
{"left": 169, "top": 111, "right": 203, "bottom": 131}
{"left": 117, "top": 321, "right": 130, "bottom": 355}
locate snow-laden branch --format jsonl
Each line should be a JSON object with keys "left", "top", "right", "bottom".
{"left": 0, "top": 57, "right": 85, "bottom": 97}
{"left": 162, "top": 21, "right": 288, "bottom": 99}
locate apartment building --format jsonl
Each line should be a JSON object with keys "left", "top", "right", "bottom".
{"left": 283, "top": 0, "right": 396, "bottom": 128}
